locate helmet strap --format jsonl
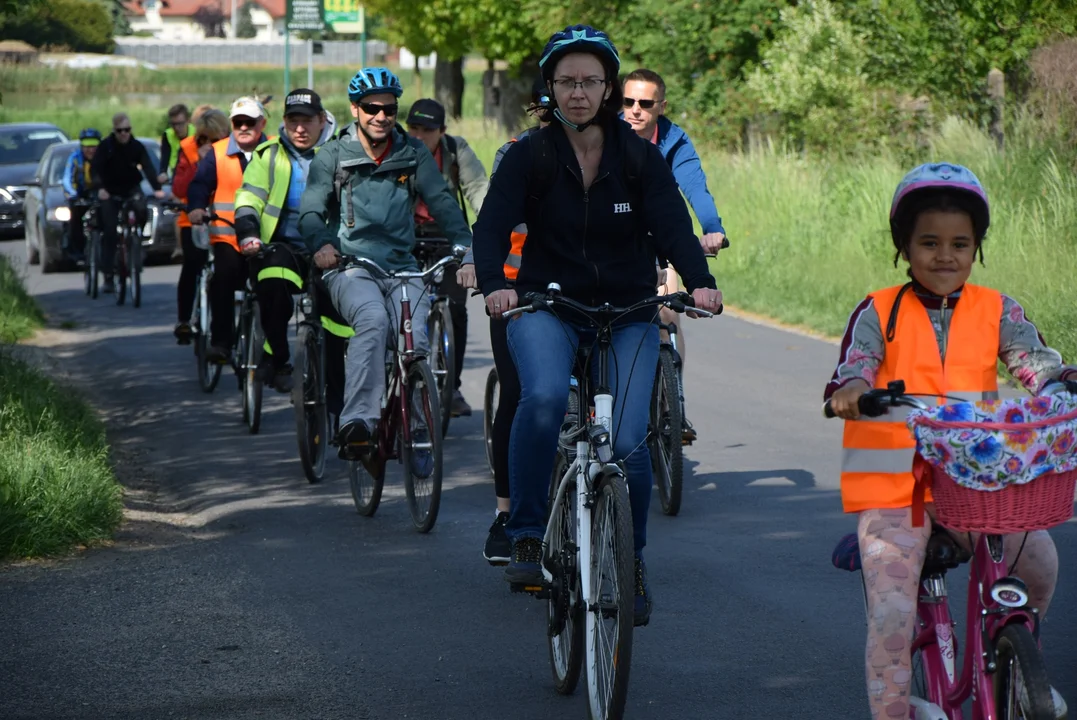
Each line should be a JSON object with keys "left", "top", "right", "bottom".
{"left": 553, "top": 108, "right": 598, "bottom": 133}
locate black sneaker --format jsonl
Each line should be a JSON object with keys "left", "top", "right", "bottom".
{"left": 272, "top": 363, "right": 294, "bottom": 394}
{"left": 101, "top": 278, "right": 116, "bottom": 294}
{"left": 174, "top": 322, "right": 193, "bottom": 345}
{"left": 337, "top": 419, "right": 373, "bottom": 461}
{"left": 504, "top": 537, "right": 543, "bottom": 586}
{"left": 450, "top": 390, "right": 472, "bottom": 417}
{"left": 634, "top": 557, "right": 653, "bottom": 627}
{"left": 483, "top": 511, "right": 511, "bottom": 566}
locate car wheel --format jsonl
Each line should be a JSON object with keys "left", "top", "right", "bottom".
{"left": 25, "top": 227, "right": 39, "bottom": 265}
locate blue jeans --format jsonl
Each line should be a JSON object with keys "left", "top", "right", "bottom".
{"left": 506, "top": 311, "right": 659, "bottom": 554}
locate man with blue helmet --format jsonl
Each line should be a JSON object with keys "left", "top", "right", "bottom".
{"left": 299, "top": 67, "right": 472, "bottom": 460}
{"left": 62, "top": 128, "right": 101, "bottom": 263}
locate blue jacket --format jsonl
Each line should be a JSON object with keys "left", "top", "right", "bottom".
{"left": 63, "top": 148, "right": 92, "bottom": 197}
{"left": 473, "top": 119, "right": 715, "bottom": 318}
{"left": 620, "top": 114, "right": 725, "bottom": 235}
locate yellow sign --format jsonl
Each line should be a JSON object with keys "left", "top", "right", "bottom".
{"left": 324, "top": 0, "right": 364, "bottom": 34}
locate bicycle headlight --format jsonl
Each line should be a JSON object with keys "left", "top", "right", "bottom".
{"left": 299, "top": 295, "right": 314, "bottom": 315}
{"left": 588, "top": 424, "right": 613, "bottom": 464}
{"left": 50, "top": 206, "right": 72, "bottom": 223}
{"left": 990, "top": 577, "right": 1029, "bottom": 608}
{"left": 432, "top": 267, "right": 444, "bottom": 284}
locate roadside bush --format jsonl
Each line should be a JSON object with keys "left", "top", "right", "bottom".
{"left": 0, "top": 0, "right": 115, "bottom": 53}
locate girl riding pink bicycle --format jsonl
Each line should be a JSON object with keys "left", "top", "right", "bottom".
{"left": 825, "top": 162, "right": 1075, "bottom": 719}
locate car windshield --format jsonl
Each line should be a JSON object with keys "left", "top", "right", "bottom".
{"left": 0, "top": 127, "right": 66, "bottom": 166}
{"left": 45, "top": 147, "right": 75, "bottom": 186}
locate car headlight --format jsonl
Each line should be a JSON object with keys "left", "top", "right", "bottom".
{"left": 0, "top": 187, "right": 14, "bottom": 203}
{"left": 49, "top": 206, "right": 72, "bottom": 222}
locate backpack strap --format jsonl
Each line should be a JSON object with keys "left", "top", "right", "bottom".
{"left": 443, "top": 134, "right": 468, "bottom": 224}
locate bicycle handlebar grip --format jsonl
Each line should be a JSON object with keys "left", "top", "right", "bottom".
{"left": 822, "top": 393, "right": 886, "bottom": 419}
{"left": 823, "top": 401, "right": 836, "bottom": 419}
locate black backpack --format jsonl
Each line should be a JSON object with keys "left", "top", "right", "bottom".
{"left": 524, "top": 125, "right": 647, "bottom": 231}
{"left": 443, "top": 134, "right": 469, "bottom": 225}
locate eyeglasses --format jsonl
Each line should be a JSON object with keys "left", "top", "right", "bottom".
{"left": 552, "top": 77, "right": 606, "bottom": 92}
{"left": 114, "top": 127, "right": 132, "bottom": 133}
{"left": 623, "top": 97, "right": 658, "bottom": 110}
{"left": 232, "top": 116, "right": 259, "bottom": 129}
{"left": 358, "top": 102, "right": 398, "bottom": 117}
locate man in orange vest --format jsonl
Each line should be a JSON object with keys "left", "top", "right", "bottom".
{"left": 187, "top": 97, "right": 269, "bottom": 363}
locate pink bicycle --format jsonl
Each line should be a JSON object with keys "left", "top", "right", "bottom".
{"left": 827, "top": 380, "right": 1076, "bottom": 720}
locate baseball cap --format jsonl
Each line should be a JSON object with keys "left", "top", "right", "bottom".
{"left": 284, "top": 88, "right": 323, "bottom": 116}
{"left": 229, "top": 96, "right": 266, "bottom": 119}
{"left": 406, "top": 99, "right": 445, "bottom": 129}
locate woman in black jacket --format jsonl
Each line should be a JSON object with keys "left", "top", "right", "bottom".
{"left": 472, "top": 24, "right": 723, "bottom": 626}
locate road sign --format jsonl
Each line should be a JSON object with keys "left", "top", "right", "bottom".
{"left": 324, "top": 0, "right": 364, "bottom": 35}
{"left": 287, "top": 0, "right": 325, "bottom": 32}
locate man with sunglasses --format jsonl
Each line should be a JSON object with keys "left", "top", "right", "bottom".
{"left": 187, "top": 97, "right": 270, "bottom": 363}
{"left": 299, "top": 67, "right": 471, "bottom": 461}
{"left": 90, "top": 112, "right": 165, "bottom": 294}
{"left": 621, "top": 68, "right": 726, "bottom": 442}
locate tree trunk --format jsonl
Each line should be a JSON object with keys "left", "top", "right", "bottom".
{"left": 481, "top": 57, "right": 535, "bottom": 136}
{"left": 434, "top": 56, "right": 465, "bottom": 120}
{"left": 413, "top": 54, "right": 422, "bottom": 98}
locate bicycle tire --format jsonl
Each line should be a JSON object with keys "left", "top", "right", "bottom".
{"left": 85, "top": 231, "right": 99, "bottom": 299}
{"left": 483, "top": 367, "right": 499, "bottom": 479}
{"left": 349, "top": 457, "right": 385, "bottom": 516}
{"left": 244, "top": 303, "right": 264, "bottom": 435}
{"left": 115, "top": 231, "right": 128, "bottom": 306}
{"left": 427, "top": 301, "right": 455, "bottom": 437}
{"left": 547, "top": 456, "right": 584, "bottom": 695}
{"left": 402, "top": 360, "right": 443, "bottom": 533}
{"left": 650, "top": 347, "right": 683, "bottom": 516}
{"left": 196, "top": 278, "right": 222, "bottom": 393}
{"left": 586, "top": 469, "right": 635, "bottom": 720}
{"left": 294, "top": 324, "right": 328, "bottom": 484}
{"left": 994, "top": 624, "right": 1055, "bottom": 720}
{"left": 131, "top": 232, "right": 142, "bottom": 309}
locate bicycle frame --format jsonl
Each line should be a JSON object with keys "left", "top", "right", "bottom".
{"left": 914, "top": 532, "right": 1038, "bottom": 719}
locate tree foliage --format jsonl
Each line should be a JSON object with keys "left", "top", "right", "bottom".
{"left": 193, "top": 1, "right": 227, "bottom": 38}
{"left": 0, "top": 0, "right": 114, "bottom": 52}
{"left": 235, "top": 0, "right": 257, "bottom": 39}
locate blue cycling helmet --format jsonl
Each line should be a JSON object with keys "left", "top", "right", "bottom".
{"left": 539, "top": 25, "right": 620, "bottom": 80}
{"left": 890, "top": 162, "right": 990, "bottom": 250}
{"left": 348, "top": 67, "right": 403, "bottom": 102}
{"left": 78, "top": 128, "right": 102, "bottom": 146}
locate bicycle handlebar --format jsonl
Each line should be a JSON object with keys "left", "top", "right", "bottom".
{"left": 338, "top": 245, "right": 466, "bottom": 282}
{"left": 822, "top": 380, "right": 932, "bottom": 419}
{"left": 502, "top": 284, "right": 719, "bottom": 322}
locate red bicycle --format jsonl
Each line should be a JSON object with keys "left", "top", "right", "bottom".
{"left": 332, "top": 249, "right": 463, "bottom": 533}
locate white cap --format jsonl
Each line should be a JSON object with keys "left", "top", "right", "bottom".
{"left": 229, "top": 96, "right": 265, "bottom": 119}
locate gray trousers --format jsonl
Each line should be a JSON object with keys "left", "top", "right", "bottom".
{"left": 326, "top": 268, "right": 430, "bottom": 429}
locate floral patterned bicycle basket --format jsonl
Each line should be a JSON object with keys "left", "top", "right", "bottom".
{"left": 908, "top": 394, "right": 1077, "bottom": 534}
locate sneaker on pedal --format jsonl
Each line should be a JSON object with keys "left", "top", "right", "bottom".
{"left": 504, "top": 537, "right": 543, "bottom": 586}
{"left": 174, "top": 322, "right": 193, "bottom": 345}
{"left": 450, "top": 390, "right": 472, "bottom": 417}
{"left": 634, "top": 556, "right": 653, "bottom": 627}
{"left": 337, "top": 419, "right": 373, "bottom": 461}
{"left": 206, "top": 345, "right": 231, "bottom": 365}
{"left": 483, "top": 511, "right": 511, "bottom": 565}
{"left": 272, "top": 363, "right": 294, "bottom": 394}
{"left": 682, "top": 417, "right": 698, "bottom": 445}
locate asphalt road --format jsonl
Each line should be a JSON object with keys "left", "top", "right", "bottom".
{"left": 1, "top": 241, "right": 1075, "bottom": 720}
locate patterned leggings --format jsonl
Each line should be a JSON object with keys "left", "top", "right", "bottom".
{"left": 858, "top": 508, "right": 1058, "bottom": 720}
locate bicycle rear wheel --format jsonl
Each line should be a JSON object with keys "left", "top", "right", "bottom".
{"left": 244, "top": 304, "right": 264, "bottom": 434}
{"left": 130, "top": 232, "right": 142, "bottom": 308}
{"left": 401, "top": 360, "right": 443, "bottom": 533}
{"left": 115, "top": 232, "right": 128, "bottom": 306}
{"left": 650, "top": 347, "right": 683, "bottom": 516}
{"left": 994, "top": 624, "right": 1055, "bottom": 720}
{"left": 547, "top": 458, "right": 583, "bottom": 695}
{"left": 427, "top": 301, "right": 454, "bottom": 437}
{"left": 196, "top": 277, "right": 222, "bottom": 393}
{"left": 293, "top": 324, "right": 327, "bottom": 484}
{"left": 586, "top": 470, "right": 635, "bottom": 720}
{"left": 483, "top": 367, "right": 498, "bottom": 478}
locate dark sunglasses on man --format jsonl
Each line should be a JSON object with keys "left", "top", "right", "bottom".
{"left": 358, "top": 101, "right": 398, "bottom": 118}
{"left": 623, "top": 97, "right": 657, "bottom": 110}
{"left": 114, "top": 126, "right": 132, "bottom": 134}
{"left": 232, "top": 116, "right": 259, "bottom": 129}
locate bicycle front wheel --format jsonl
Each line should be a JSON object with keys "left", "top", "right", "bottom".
{"left": 130, "top": 232, "right": 142, "bottom": 308}
{"left": 349, "top": 457, "right": 385, "bottom": 516}
{"left": 244, "top": 304, "right": 264, "bottom": 434}
{"left": 483, "top": 367, "right": 499, "bottom": 478}
{"left": 85, "top": 231, "right": 99, "bottom": 299}
{"left": 293, "top": 324, "right": 327, "bottom": 484}
{"left": 115, "top": 232, "right": 128, "bottom": 306}
{"left": 994, "top": 624, "right": 1055, "bottom": 720}
{"left": 401, "top": 360, "right": 443, "bottom": 533}
{"left": 650, "top": 347, "right": 683, "bottom": 516}
{"left": 586, "top": 470, "right": 635, "bottom": 720}
{"left": 547, "top": 458, "right": 583, "bottom": 695}
{"left": 427, "top": 301, "right": 455, "bottom": 437}
{"left": 196, "top": 278, "right": 221, "bottom": 393}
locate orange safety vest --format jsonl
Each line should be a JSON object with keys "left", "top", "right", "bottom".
{"left": 175, "top": 136, "right": 200, "bottom": 229}
{"left": 840, "top": 283, "right": 1002, "bottom": 513}
{"left": 208, "top": 137, "right": 245, "bottom": 250}
{"left": 504, "top": 224, "right": 527, "bottom": 280}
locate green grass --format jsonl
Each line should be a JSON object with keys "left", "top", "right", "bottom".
{"left": 0, "top": 255, "right": 122, "bottom": 560}
{"left": 703, "top": 115, "right": 1077, "bottom": 363}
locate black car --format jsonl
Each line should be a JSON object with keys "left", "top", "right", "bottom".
{"left": 23, "top": 138, "right": 179, "bottom": 273}
{"left": 0, "top": 122, "right": 69, "bottom": 239}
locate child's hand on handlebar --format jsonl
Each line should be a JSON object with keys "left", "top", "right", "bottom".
{"left": 830, "top": 380, "right": 871, "bottom": 420}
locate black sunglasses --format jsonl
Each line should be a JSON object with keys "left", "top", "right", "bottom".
{"left": 114, "top": 127, "right": 132, "bottom": 133}
{"left": 623, "top": 97, "right": 657, "bottom": 110}
{"left": 232, "top": 116, "right": 259, "bottom": 129}
{"left": 358, "top": 102, "right": 398, "bottom": 117}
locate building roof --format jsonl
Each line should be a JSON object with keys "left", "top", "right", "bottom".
{"left": 124, "top": 0, "right": 285, "bottom": 19}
